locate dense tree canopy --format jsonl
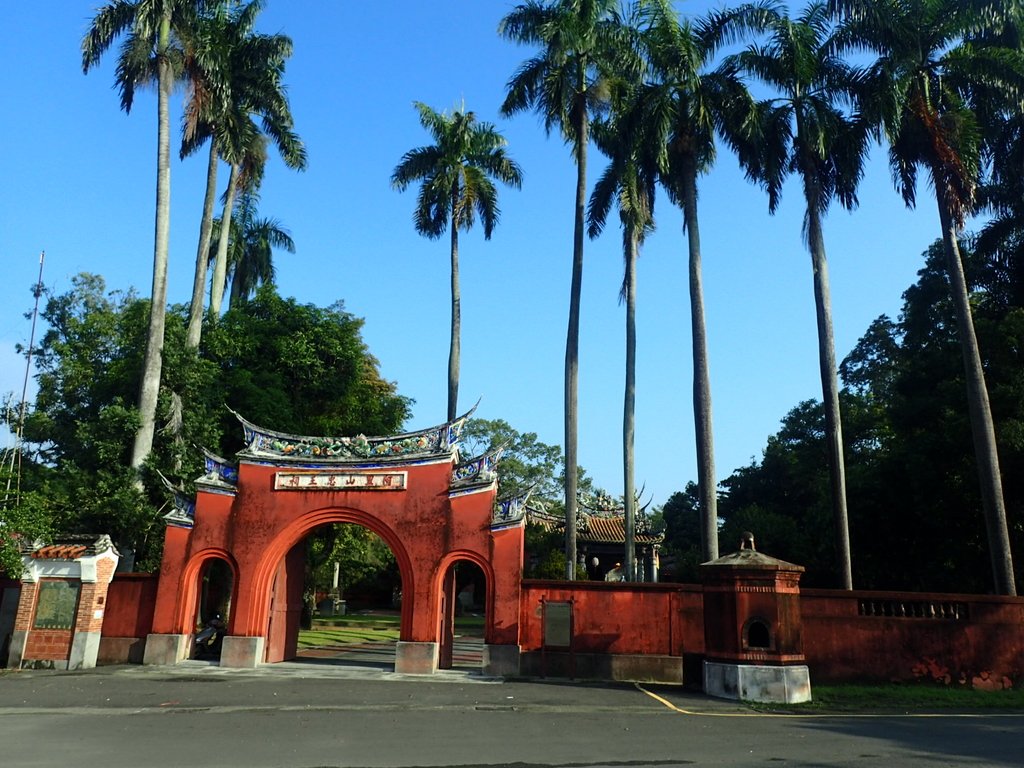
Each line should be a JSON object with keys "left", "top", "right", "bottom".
{"left": 0, "top": 277, "right": 409, "bottom": 573}
{"left": 660, "top": 240, "right": 1024, "bottom": 592}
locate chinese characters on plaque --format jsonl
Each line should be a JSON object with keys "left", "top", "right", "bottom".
{"left": 274, "top": 471, "right": 408, "bottom": 491}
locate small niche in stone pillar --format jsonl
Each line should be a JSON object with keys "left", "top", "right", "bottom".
{"left": 743, "top": 618, "right": 772, "bottom": 650}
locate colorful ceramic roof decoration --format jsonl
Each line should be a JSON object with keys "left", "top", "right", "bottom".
{"left": 201, "top": 449, "right": 239, "bottom": 486}
{"left": 157, "top": 470, "right": 196, "bottom": 529}
{"left": 451, "top": 442, "right": 506, "bottom": 492}
{"left": 491, "top": 487, "right": 534, "bottom": 531}
{"left": 231, "top": 404, "right": 476, "bottom": 464}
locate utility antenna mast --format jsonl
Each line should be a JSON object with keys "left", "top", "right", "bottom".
{"left": 2, "top": 251, "right": 45, "bottom": 510}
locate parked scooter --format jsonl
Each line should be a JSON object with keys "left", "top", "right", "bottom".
{"left": 193, "top": 614, "right": 226, "bottom": 659}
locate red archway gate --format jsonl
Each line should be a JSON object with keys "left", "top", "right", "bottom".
{"left": 143, "top": 411, "right": 526, "bottom": 675}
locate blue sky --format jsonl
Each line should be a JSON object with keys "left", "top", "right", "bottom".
{"left": 1, "top": 1, "right": 945, "bottom": 507}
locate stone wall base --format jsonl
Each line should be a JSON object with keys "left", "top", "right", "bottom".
{"left": 98, "top": 637, "right": 147, "bottom": 665}
{"left": 143, "top": 633, "right": 189, "bottom": 666}
{"left": 220, "top": 635, "right": 265, "bottom": 668}
{"left": 69, "top": 630, "right": 102, "bottom": 670}
{"left": 519, "top": 651, "right": 684, "bottom": 684}
{"left": 394, "top": 641, "right": 438, "bottom": 674}
{"left": 483, "top": 643, "right": 520, "bottom": 677}
{"left": 704, "top": 661, "right": 811, "bottom": 704}
{"left": 6, "top": 629, "right": 28, "bottom": 669}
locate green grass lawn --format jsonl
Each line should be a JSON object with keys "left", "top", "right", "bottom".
{"left": 311, "top": 613, "right": 485, "bottom": 631}
{"left": 297, "top": 626, "right": 399, "bottom": 649}
{"left": 299, "top": 615, "right": 484, "bottom": 650}
{"left": 760, "top": 684, "right": 1024, "bottom": 712}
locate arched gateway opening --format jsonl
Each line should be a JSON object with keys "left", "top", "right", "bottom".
{"left": 144, "top": 411, "right": 526, "bottom": 676}
{"left": 260, "top": 512, "right": 411, "bottom": 666}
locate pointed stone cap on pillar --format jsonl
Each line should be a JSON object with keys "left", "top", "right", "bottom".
{"left": 701, "top": 532, "right": 804, "bottom": 574}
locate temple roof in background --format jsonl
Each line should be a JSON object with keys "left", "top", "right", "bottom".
{"left": 527, "top": 499, "right": 664, "bottom": 546}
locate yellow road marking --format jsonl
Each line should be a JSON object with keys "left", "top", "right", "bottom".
{"left": 634, "top": 683, "right": 1022, "bottom": 719}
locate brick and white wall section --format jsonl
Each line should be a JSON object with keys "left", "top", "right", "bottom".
{"left": 7, "top": 550, "right": 119, "bottom": 670}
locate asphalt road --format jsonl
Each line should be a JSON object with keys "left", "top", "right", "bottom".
{"left": 1, "top": 663, "right": 1021, "bottom": 768}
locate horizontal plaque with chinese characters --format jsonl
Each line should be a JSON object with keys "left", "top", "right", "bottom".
{"left": 274, "top": 471, "right": 408, "bottom": 491}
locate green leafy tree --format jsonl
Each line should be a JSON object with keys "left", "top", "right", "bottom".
{"left": 9, "top": 275, "right": 191, "bottom": 568}
{"left": 310, "top": 523, "right": 395, "bottom": 602}
{"left": 840, "top": 242, "right": 1024, "bottom": 592}
{"left": 500, "top": 0, "right": 627, "bottom": 579}
{"left": 6, "top": 276, "right": 411, "bottom": 570}
{"left": 82, "top": 0, "right": 209, "bottom": 475}
{"left": 657, "top": 483, "right": 703, "bottom": 582}
{"left": 0, "top": 476, "right": 55, "bottom": 577}
{"left": 832, "top": 0, "right": 1021, "bottom": 594}
{"left": 460, "top": 417, "right": 565, "bottom": 501}
{"left": 203, "top": 286, "right": 412, "bottom": 445}
{"left": 391, "top": 102, "right": 522, "bottom": 422}
{"left": 729, "top": 0, "right": 869, "bottom": 589}
{"left": 698, "top": 239, "right": 1024, "bottom": 592}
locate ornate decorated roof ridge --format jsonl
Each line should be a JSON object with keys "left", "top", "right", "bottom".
{"left": 199, "top": 448, "right": 239, "bottom": 488}
{"left": 157, "top": 470, "right": 196, "bottom": 528}
{"left": 491, "top": 486, "right": 534, "bottom": 530}
{"left": 451, "top": 441, "right": 507, "bottom": 492}
{"left": 524, "top": 501, "right": 663, "bottom": 544}
{"left": 577, "top": 489, "right": 652, "bottom": 517}
{"left": 230, "top": 401, "right": 478, "bottom": 463}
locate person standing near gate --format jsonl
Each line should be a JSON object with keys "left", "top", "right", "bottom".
{"left": 602, "top": 565, "right": 626, "bottom": 581}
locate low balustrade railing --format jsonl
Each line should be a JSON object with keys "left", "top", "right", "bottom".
{"left": 857, "top": 598, "right": 968, "bottom": 620}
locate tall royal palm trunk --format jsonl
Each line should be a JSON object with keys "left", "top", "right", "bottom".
{"left": 805, "top": 195, "right": 853, "bottom": 590}
{"left": 680, "top": 160, "right": 718, "bottom": 563}
{"left": 448, "top": 198, "right": 461, "bottom": 423}
{"left": 186, "top": 139, "right": 221, "bottom": 349}
{"left": 564, "top": 94, "right": 588, "bottom": 581}
{"left": 130, "top": 16, "right": 173, "bottom": 474}
{"left": 936, "top": 196, "right": 1017, "bottom": 596}
{"left": 209, "top": 163, "right": 240, "bottom": 318}
{"left": 623, "top": 224, "right": 638, "bottom": 581}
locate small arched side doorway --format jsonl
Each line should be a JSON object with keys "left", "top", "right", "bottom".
{"left": 192, "top": 557, "right": 234, "bottom": 659}
{"left": 437, "top": 555, "right": 490, "bottom": 670}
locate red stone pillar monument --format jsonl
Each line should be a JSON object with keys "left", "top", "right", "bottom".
{"left": 700, "top": 533, "right": 811, "bottom": 703}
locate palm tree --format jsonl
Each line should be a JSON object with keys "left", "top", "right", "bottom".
{"left": 180, "top": 0, "right": 256, "bottom": 348}
{"left": 499, "top": 0, "right": 627, "bottom": 579}
{"left": 391, "top": 102, "right": 523, "bottom": 422}
{"left": 831, "top": 0, "right": 1020, "bottom": 594}
{"left": 588, "top": 85, "right": 658, "bottom": 581}
{"left": 622, "top": 0, "right": 772, "bottom": 564}
{"left": 206, "top": 188, "right": 295, "bottom": 309}
{"left": 82, "top": 0, "right": 209, "bottom": 473}
{"left": 728, "top": 1, "right": 867, "bottom": 589}
{"left": 188, "top": 1, "right": 306, "bottom": 322}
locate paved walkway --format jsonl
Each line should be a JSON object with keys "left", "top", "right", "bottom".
{"left": 2, "top": 661, "right": 1022, "bottom": 768}
{"left": 295, "top": 634, "right": 483, "bottom": 672}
